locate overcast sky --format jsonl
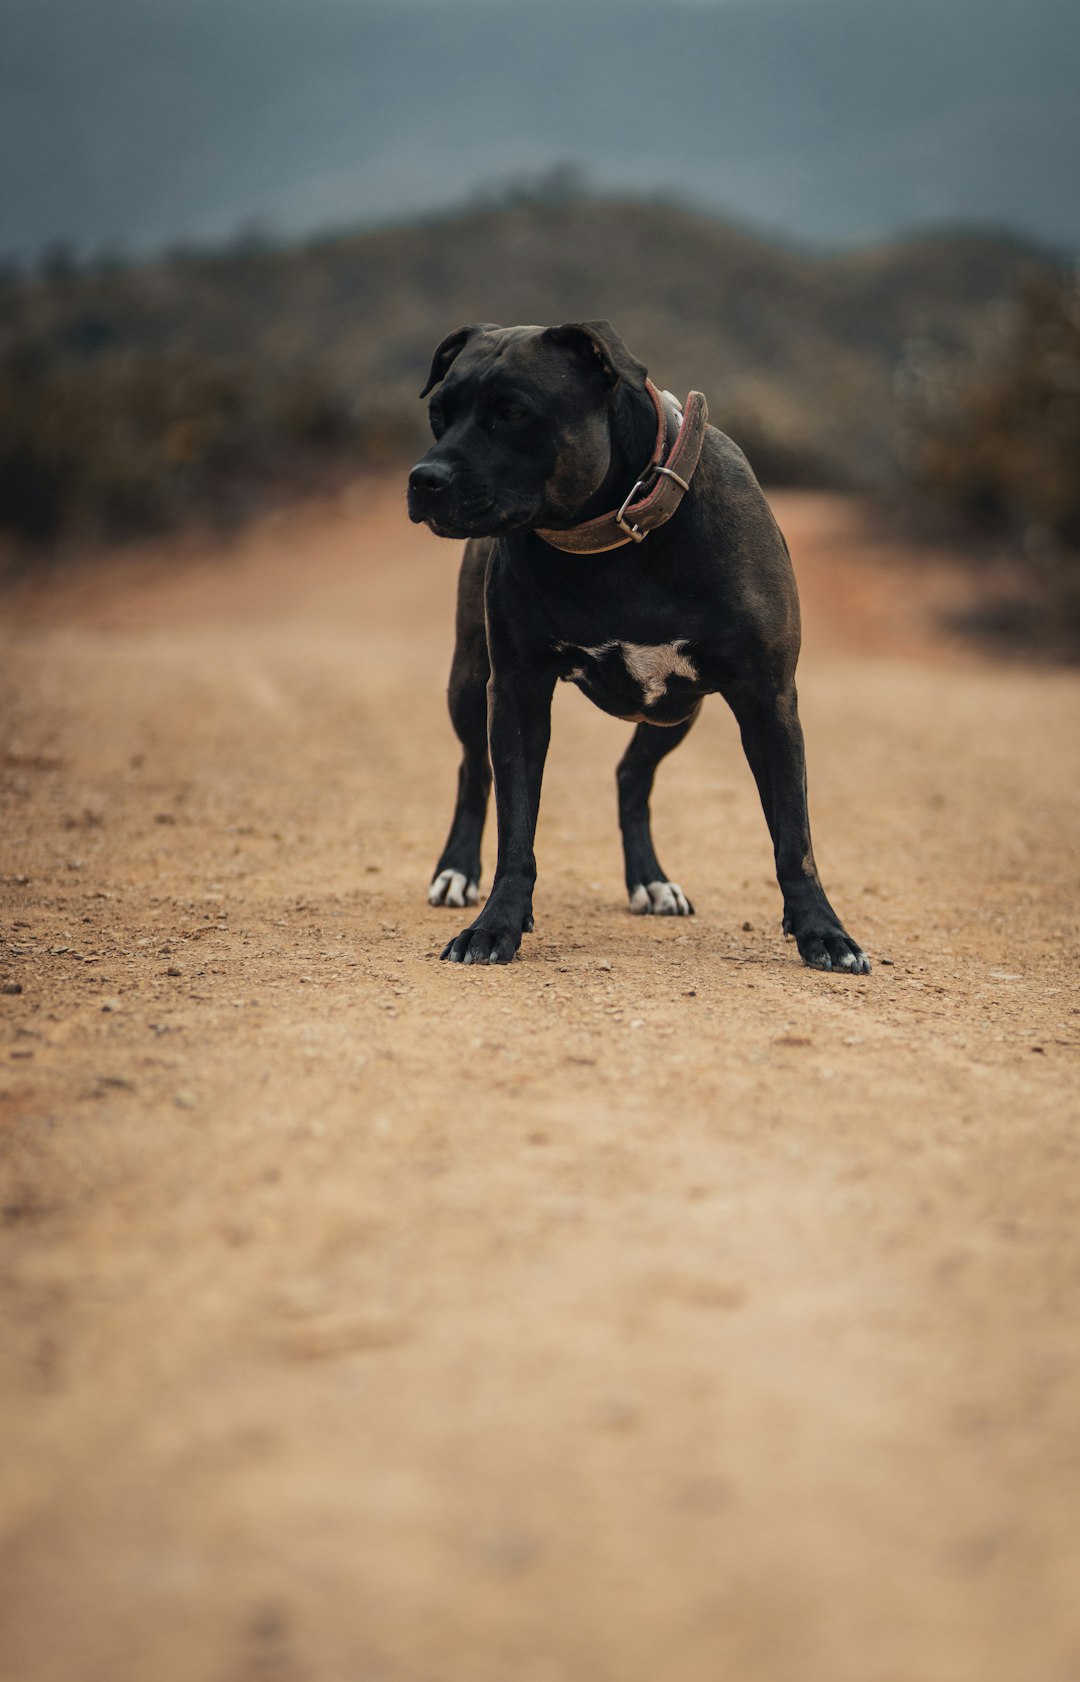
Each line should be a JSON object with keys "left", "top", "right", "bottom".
{"left": 2, "top": 0, "right": 1078, "bottom": 259}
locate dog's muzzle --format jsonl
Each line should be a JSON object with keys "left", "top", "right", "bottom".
{"left": 407, "top": 458, "right": 456, "bottom": 520}
{"left": 407, "top": 458, "right": 527, "bottom": 536}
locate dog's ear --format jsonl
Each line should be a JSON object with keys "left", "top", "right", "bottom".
{"left": 418, "top": 323, "right": 499, "bottom": 398}
{"left": 543, "top": 320, "right": 648, "bottom": 390}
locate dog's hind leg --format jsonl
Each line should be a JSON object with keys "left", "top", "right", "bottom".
{"left": 617, "top": 708, "right": 700, "bottom": 915}
{"left": 428, "top": 543, "right": 492, "bottom": 910}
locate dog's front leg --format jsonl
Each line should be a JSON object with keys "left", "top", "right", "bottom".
{"left": 725, "top": 676, "right": 870, "bottom": 974}
{"left": 441, "top": 662, "right": 555, "bottom": 965}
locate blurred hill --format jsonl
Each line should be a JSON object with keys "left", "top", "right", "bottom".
{"left": 0, "top": 192, "right": 1056, "bottom": 548}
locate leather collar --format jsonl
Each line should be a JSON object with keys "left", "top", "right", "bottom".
{"left": 536, "top": 379, "right": 708, "bottom": 554}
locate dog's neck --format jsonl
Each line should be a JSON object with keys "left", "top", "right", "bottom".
{"left": 570, "top": 382, "right": 661, "bottom": 527}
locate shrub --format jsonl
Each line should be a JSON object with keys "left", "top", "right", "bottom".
{"left": 0, "top": 345, "right": 410, "bottom": 546}
{"left": 897, "top": 271, "right": 1080, "bottom": 651}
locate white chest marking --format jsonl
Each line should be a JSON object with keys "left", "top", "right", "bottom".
{"left": 561, "top": 639, "right": 699, "bottom": 706}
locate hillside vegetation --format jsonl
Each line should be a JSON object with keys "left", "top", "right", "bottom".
{"left": 898, "top": 269, "right": 1080, "bottom": 655}
{"left": 0, "top": 193, "right": 1055, "bottom": 548}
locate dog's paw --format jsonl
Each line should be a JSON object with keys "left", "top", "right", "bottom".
{"left": 793, "top": 925, "right": 871, "bottom": 974}
{"left": 441, "top": 922, "right": 522, "bottom": 965}
{"left": 428, "top": 868, "right": 479, "bottom": 909}
{"left": 629, "top": 880, "right": 694, "bottom": 916}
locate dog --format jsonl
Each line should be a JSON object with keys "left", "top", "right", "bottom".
{"left": 407, "top": 319, "right": 869, "bottom": 974}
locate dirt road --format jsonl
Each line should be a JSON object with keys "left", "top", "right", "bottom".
{"left": 1, "top": 487, "right": 1078, "bottom": 1682}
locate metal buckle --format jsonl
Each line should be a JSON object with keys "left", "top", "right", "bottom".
{"left": 615, "top": 475, "right": 652, "bottom": 542}
{"left": 654, "top": 463, "right": 690, "bottom": 493}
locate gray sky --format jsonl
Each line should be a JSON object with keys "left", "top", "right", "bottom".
{"left": 2, "top": 0, "right": 1078, "bottom": 258}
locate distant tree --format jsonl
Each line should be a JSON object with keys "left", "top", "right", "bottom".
{"left": 38, "top": 241, "right": 80, "bottom": 282}
{"left": 899, "top": 271, "right": 1080, "bottom": 548}
{"left": 898, "top": 270, "right": 1080, "bottom": 652}
{"left": 468, "top": 162, "right": 590, "bottom": 214}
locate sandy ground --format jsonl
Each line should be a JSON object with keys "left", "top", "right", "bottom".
{"left": 1, "top": 485, "right": 1078, "bottom": 1682}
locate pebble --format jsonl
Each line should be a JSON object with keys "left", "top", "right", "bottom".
{"left": 166, "top": 965, "right": 183, "bottom": 977}
{"left": 100, "top": 997, "right": 122, "bottom": 1012}
{"left": 174, "top": 1090, "right": 197, "bottom": 1110}
{"left": 1, "top": 981, "right": 22, "bottom": 995}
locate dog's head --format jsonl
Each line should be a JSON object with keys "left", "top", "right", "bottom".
{"left": 406, "top": 321, "right": 649, "bottom": 538}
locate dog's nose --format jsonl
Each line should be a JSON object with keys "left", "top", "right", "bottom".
{"left": 408, "top": 459, "right": 454, "bottom": 498}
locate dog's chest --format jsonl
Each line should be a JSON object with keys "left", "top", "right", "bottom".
{"left": 554, "top": 638, "right": 701, "bottom": 723}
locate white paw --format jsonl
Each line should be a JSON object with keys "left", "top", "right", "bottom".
{"left": 628, "top": 880, "right": 693, "bottom": 916}
{"left": 428, "top": 869, "right": 479, "bottom": 908}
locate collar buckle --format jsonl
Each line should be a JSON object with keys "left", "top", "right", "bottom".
{"left": 614, "top": 474, "right": 654, "bottom": 542}
{"left": 535, "top": 383, "right": 708, "bottom": 555}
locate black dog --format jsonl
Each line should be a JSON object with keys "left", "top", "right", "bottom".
{"left": 407, "top": 320, "right": 869, "bottom": 974}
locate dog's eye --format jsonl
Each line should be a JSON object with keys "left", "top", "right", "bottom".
{"left": 429, "top": 407, "right": 445, "bottom": 438}
{"left": 497, "top": 404, "right": 529, "bottom": 426}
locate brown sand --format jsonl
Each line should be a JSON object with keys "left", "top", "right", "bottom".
{"left": 1, "top": 487, "right": 1078, "bottom": 1682}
